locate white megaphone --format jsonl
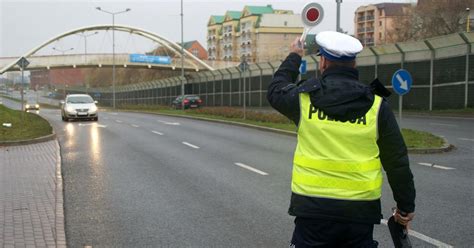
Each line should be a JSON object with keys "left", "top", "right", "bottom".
{"left": 300, "top": 2, "right": 324, "bottom": 45}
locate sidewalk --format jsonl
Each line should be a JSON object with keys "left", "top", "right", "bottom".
{"left": 0, "top": 140, "right": 66, "bottom": 248}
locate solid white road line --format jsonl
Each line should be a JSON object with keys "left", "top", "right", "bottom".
{"left": 418, "top": 162, "right": 455, "bottom": 170}
{"left": 234, "top": 162, "right": 268, "bottom": 176}
{"left": 182, "top": 142, "right": 199, "bottom": 149}
{"left": 458, "top": 138, "right": 474, "bottom": 142}
{"left": 115, "top": 120, "right": 122, "bottom": 123}
{"left": 151, "top": 131, "right": 163, "bottom": 135}
{"left": 380, "top": 219, "right": 453, "bottom": 248}
{"left": 429, "top": 123, "right": 458, "bottom": 127}
{"left": 131, "top": 124, "right": 139, "bottom": 128}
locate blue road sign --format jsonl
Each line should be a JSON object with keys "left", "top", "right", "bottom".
{"left": 391, "top": 69, "right": 412, "bottom": 95}
{"left": 129, "top": 54, "right": 172, "bottom": 65}
{"left": 300, "top": 59, "right": 307, "bottom": 75}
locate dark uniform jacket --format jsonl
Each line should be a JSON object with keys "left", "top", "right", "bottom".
{"left": 267, "top": 53, "right": 416, "bottom": 224}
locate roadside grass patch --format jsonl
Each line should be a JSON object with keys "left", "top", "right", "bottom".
{"left": 401, "top": 128, "right": 444, "bottom": 149}
{"left": 117, "top": 105, "right": 445, "bottom": 149}
{"left": 0, "top": 105, "right": 52, "bottom": 142}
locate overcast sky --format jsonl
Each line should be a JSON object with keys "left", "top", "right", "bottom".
{"left": 0, "top": 0, "right": 415, "bottom": 58}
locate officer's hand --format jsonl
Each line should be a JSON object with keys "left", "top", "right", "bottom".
{"left": 290, "top": 37, "right": 304, "bottom": 57}
{"left": 394, "top": 210, "right": 415, "bottom": 227}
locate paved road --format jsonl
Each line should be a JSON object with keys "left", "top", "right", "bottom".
{"left": 2, "top": 98, "right": 473, "bottom": 247}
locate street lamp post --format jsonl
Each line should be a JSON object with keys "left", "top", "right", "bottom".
{"left": 336, "top": 0, "right": 342, "bottom": 32}
{"left": 180, "top": 0, "right": 185, "bottom": 110}
{"left": 77, "top": 31, "right": 99, "bottom": 64}
{"left": 467, "top": 8, "right": 471, "bottom": 33}
{"left": 96, "top": 7, "right": 131, "bottom": 109}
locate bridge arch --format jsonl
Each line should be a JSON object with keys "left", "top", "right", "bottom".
{"left": 0, "top": 24, "right": 213, "bottom": 74}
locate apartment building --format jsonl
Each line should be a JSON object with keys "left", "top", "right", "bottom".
{"left": 207, "top": 5, "right": 304, "bottom": 63}
{"left": 207, "top": 15, "right": 225, "bottom": 60}
{"left": 354, "top": 3, "right": 412, "bottom": 46}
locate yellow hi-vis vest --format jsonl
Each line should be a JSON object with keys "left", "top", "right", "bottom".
{"left": 292, "top": 93, "right": 383, "bottom": 201}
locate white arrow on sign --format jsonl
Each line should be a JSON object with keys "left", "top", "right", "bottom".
{"left": 396, "top": 74, "right": 408, "bottom": 90}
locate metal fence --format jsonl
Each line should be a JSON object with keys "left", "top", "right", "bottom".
{"left": 72, "top": 32, "right": 474, "bottom": 110}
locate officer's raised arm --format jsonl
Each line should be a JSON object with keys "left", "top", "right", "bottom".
{"left": 266, "top": 37, "right": 305, "bottom": 125}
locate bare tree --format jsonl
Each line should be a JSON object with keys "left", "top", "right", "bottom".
{"left": 386, "top": 0, "right": 473, "bottom": 43}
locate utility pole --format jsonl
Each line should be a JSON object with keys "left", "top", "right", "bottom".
{"left": 180, "top": 0, "right": 185, "bottom": 110}
{"left": 336, "top": 0, "right": 342, "bottom": 32}
{"left": 96, "top": 7, "right": 131, "bottom": 109}
{"left": 77, "top": 32, "right": 99, "bottom": 64}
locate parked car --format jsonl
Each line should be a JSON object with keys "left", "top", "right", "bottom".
{"left": 25, "top": 99, "right": 40, "bottom": 111}
{"left": 171, "top": 95, "right": 202, "bottom": 109}
{"left": 61, "top": 94, "right": 98, "bottom": 121}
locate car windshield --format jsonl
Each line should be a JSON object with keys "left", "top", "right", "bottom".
{"left": 67, "top": 96, "right": 94, "bottom": 104}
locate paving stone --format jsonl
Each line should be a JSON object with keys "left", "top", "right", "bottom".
{"left": 0, "top": 141, "right": 66, "bottom": 247}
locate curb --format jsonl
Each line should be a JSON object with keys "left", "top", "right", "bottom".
{"left": 114, "top": 109, "right": 454, "bottom": 153}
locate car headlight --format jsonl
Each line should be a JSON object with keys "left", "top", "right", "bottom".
{"left": 26, "top": 104, "right": 30, "bottom": 108}
{"left": 89, "top": 105, "right": 98, "bottom": 112}
{"left": 35, "top": 104, "right": 39, "bottom": 108}
{"left": 66, "top": 106, "right": 75, "bottom": 112}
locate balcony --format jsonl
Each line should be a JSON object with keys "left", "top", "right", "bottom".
{"left": 366, "top": 15, "right": 374, "bottom": 21}
{"left": 357, "top": 16, "right": 365, "bottom": 22}
{"left": 357, "top": 28, "right": 365, "bottom": 33}
{"left": 366, "top": 27, "right": 374, "bottom": 32}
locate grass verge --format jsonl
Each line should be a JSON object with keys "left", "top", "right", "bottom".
{"left": 116, "top": 104, "right": 445, "bottom": 149}
{"left": 0, "top": 105, "right": 53, "bottom": 142}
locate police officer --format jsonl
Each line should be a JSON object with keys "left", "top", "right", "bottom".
{"left": 267, "top": 31, "right": 416, "bottom": 247}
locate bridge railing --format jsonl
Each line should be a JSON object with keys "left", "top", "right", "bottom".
{"left": 0, "top": 53, "right": 208, "bottom": 71}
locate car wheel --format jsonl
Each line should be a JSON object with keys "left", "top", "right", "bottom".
{"left": 93, "top": 117, "right": 98, "bottom": 121}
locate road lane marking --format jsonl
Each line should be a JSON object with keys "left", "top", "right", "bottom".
{"left": 131, "top": 124, "right": 139, "bottom": 128}
{"left": 78, "top": 123, "right": 107, "bottom": 128}
{"left": 429, "top": 123, "right": 458, "bottom": 127}
{"left": 157, "top": 120, "right": 181, "bottom": 126}
{"left": 115, "top": 120, "right": 122, "bottom": 123}
{"left": 234, "top": 162, "right": 268, "bottom": 176}
{"left": 458, "top": 138, "right": 474, "bottom": 142}
{"left": 152, "top": 131, "right": 163, "bottom": 135}
{"left": 418, "top": 162, "right": 455, "bottom": 170}
{"left": 182, "top": 142, "right": 199, "bottom": 149}
{"left": 109, "top": 113, "right": 118, "bottom": 115}
{"left": 380, "top": 219, "right": 453, "bottom": 248}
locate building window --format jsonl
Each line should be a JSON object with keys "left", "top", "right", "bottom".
{"left": 379, "top": 21, "right": 382, "bottom": 26}
{"left": 192, "top": 48, "right": 199, "bottom": 57}
{"left": 284, "top": 34, "right": 288, "bottom": 40}
{"left": 284, "top": 21, "right": 288, "bottom": 26}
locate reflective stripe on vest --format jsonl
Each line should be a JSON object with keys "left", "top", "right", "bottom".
{"left": 292, "top": 93, "right": 383, "bottom": 200}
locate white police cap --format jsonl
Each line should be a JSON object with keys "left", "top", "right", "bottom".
{"left": 316, "top": 31, "right": 363, "bottom": 61}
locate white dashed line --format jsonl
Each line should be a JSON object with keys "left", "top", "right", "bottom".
{"left": 151, "top": 131, "right": 164, "bottom": 135}
{"left": 234, "top": 162, "right": 268, "bottom": 176}
{"left": 458, "top": 138, "right": 474, "bottom": 142}
{"left": 418, "top": 162, "right": 455, "bottom": 170}
{"left": 429, "top": 123, "right": 458, "bottom": 127}
{"left": 380, "top": 219, "right": 453, "bottom": 248}
{"left": 131, "top": 124, "right": 139, "bottom": 128}
{"left": 182, "top": 142, "right": 199, "bottom": 149}
{"left": 109, "top": 113, "right": 118, "bottom": 115}
{"left": 115, "top": 120, "right": 122, "bottom": 123}
{"left": 157, "top": 120, "right": 181, "bottom": 126}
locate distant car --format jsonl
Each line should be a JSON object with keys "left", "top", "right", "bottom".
{"left": 171, "top": 95, "right": 202, "bottom": 109}
{"left": 61, "top": 94, "right": 98, "bottom": 121}
{"left": 25, "top": 99, "right": 40, "bottom": 111}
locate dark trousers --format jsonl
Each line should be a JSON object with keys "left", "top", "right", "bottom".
{"left": 290, "top": 217, "right": 378, "bottom": 248}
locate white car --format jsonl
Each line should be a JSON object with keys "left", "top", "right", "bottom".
{"left": 61, "top": 94, "right": 98, "bottom": 121}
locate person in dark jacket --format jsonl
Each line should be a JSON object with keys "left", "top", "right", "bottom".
{"left": 267, "top": 31, "right": 416, "bottom": 247}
